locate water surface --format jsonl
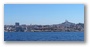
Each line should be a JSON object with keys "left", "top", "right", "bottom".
{"left": 4, "top": 32, "right": 84, "bottom": 41}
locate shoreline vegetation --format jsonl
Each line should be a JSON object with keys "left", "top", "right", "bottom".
{"left": 4, "top": 20, "right": 84, "bottom": 32}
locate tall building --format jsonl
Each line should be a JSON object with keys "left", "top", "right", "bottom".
{"left": 15, "top": 22, "right": 19, "bottom": 26}
{"left": 15, "top": 22, "right": 24, "bottom": 32}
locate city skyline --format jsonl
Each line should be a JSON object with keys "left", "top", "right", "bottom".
{"left": 4, "top": 4, "right": 84, "bottom": 25}
{"left": 4, "top": 20, "right": 84, "bottom": 25}
{"left": 4, "top": 20, "right": 84, "bottom": 32}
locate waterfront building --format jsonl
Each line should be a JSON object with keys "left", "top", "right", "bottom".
{"left": 15, "top": 22, "right": 19, "bottom": 26}
{"left": 15, "top": 22, "right": 24, "bottom": 32}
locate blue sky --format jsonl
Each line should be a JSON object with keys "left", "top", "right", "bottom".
{"left": 4, "top": 4, "right": 84, "bottom": 25}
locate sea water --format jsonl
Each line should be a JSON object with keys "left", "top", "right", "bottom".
{"left": 4, "top": 31, "right": 84, "bottom": 41}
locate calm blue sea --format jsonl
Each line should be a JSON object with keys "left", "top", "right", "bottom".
{"left": 4, "top": 32, "right": 84, "bottom": 41}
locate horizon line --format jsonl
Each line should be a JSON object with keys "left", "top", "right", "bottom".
{"left": 4, "top": 21, "right": 84, "bottom": 25}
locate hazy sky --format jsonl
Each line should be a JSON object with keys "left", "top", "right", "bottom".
{"left": 4, "top": 4, "right": 84, "bottom": 25}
